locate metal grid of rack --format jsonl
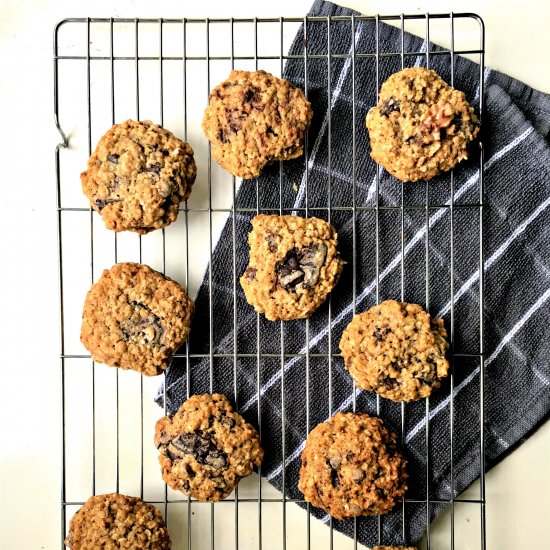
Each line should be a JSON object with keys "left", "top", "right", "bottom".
{"left": 55, "top": 12, "right": 485, "bottom": 549}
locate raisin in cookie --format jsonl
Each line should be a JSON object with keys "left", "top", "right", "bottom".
{"left": 366, "top": 67, "right": 479, "bottom": 182}
{"left": 82, "top": 120, "right": 196, "bottom": 234}
{"left": 64, "top": 493, "right": 171, "bottom": 549}
{"left": 155, "top": 394, "right": 263, "bottom": 501}
{"left": 202, "top": 70, "right": 313, "bottom": 179}
{"left": 81, "top": 263, "right": 193, "bottom": 376}
{"left": 339, "top": 300, "right": 449, "bottom": 402}
{"left": 240, "top": 214, "right": 344, "bottom": 321}
{"left": 298, "top": 412, "right": 407, "bottom": 520}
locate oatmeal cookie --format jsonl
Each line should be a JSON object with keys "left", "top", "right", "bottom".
{"left": 339, "top": 300, "right": 449, "bottom": 402}
{"left": 64, "top": 493, "right": 171, "bottom": 549}
{"left": 81, "top": 263, "right": 193, "bottom": 376}
{"left": 240, "top": 214, "right": 345, "bottom": 321}
{"left": 81, "top": 120, "right": 196, "bottom": 233}
{"left": 202, "top": 70, "right": 313, "bottom": 179}
{"left": 155, "top": 394, "right": 263, "bottom": 501}
{"left": 366, "top": 67, "right": 479, "bottom": 181}
{"left": 373, "top": 547, "right": 416, "bottom": 550}
{"left": 298, "top": 412, "right": 407, "bottom": 520}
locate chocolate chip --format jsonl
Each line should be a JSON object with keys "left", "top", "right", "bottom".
{"left": 327, "top": 458, "right": 340, "bottom": 488}
{"left": 227, "top": 109, "right": 247, "bottom": 133}
{"left": 217, "top": 128, "right": 228, "bottom": 143}
{"left": 244, "top": 89, "right": 256, "bottom": 103}
{"left": 120, "top": 301, "right": 164, "bottom": 346}
{"left": 144, "top": 164, "right": 162, "bottom": 174}
{"left": 131, "top": 226, "right": 154, "bottom": 232}
{"left": 266, "top": 126, "right": 278, "bottom": 137}
{"left": 107, "top": 153, "right": 119, "bottom": 164}
{"left": 94, "top": 198, "right": 122, "bottom": 211}
{"left": 220, "top": 413, "right": 236, "bottom": 430}
{"left": 381, "top": 375, "right": 399, "bottom": 389}
{"left": 243, "top": 86, "right": 261, "bottom": 107}
{"left": 162, "top": 432, "right": 227, "bottom": 470}
{"left": 265, "top": 233, "right": 278, "bottom": 252}
{"left": 244, "top": 267, "right": 257, "bottom": 281}
{"left": 276, "top": 243, "right": 328, "bottom": 291}
{"left": 373, "top": 327, "right": 391, "bottom": 341}
{"left": 380, "top": 97, "right": 400, "bottom": 116}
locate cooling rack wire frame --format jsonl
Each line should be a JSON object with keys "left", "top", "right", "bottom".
{"left": 54, "top": 12, "right": 485, "bottom": 550}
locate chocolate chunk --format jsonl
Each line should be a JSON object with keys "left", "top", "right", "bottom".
{"left": 163, "top": 432, "right": 227, "bottom": 469}
{"left": 276, "top": 243, "right": 328, "bottom": 291}
{"left": 131, "top": 226, "right": 155, "bottom": 232}
{"left": 244, "top": 267, "right": 257, "bottom": 281}
{"left": 144, "top": 164, "right": 162, "bottom": 174}
{"left": 380, "top": 97, "right": 400, "bottom": 116}
{"left": 265, "top": 233, "right": 278, "bottom": 252}
{"left": 120, "top": 301, "right": 164, "bottom": 346}
{"left": 266, "top": 126, "right": 278, "bottom": 137}
{"left": 244, "top": 89, "right": 256, "bottom": 103}
{"left": 381, "top": 375, "right": 399, "bottom": 389}
{"left": 220, "top": 413, "right": 237, "bottom": 430}
{"left": 243, "top": 86, "right": 261, "bottom": 107}
{"left": 107, "top": 153, "right": 119, "bottom": 164}
{"left": 328, "top": 458, "right": 340, "bottom": 488}
{"left": 217, "top": 128, "right": 228, "bottom": 143}
{"left": 94, "top": 198, "right": 122, "bottom": 211}
{"left": 227, "top": 109, "right": 248, "bottom": 134}
{"left": 373, "top": 327, "right": 391, "bottom": 341}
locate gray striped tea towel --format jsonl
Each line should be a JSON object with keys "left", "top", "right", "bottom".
{"left": 158, "top": 0, "right": 550, "bottom": 545}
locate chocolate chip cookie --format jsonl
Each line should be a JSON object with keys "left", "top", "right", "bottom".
{"left": 81, "top": 263, "right": 193, "bottom": 376}
{"left": 339, "top": 300, "right": 450, "bottom": 402}
{"left": 82, "top": 120, "right": 196, "bottom": 234}
{"left": 64, "top": 493, "right": 171, "bottom": 549}
{"left": 155, "top": 394, "right": 263, "bottom": 501}
{"left": 240, "top": 214, "right": 345, "bottom": 321}
{"left": 202, "top": 70, "right": 313, "bottom": 179}
{"left": 298, "top": 412, "right": 408, "bottom": 520}
{"left": 366, "top": 67, "right": 479, "bottom": 182}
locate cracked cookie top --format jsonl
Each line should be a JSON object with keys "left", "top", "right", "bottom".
{"left": 81, "top": 120, "right": 196, "bottom": 234}
{"left": 202, "top": 70, "right": 313, "bottom": 179}
{"left": 339, "top": 300, "right": 450, "bottom": 402}
{"left": 64, "top": 493, "right": 171, "bottom": 549}
{"left": 80, "top": 263, "right": 193, "bottom": 376}
{"left": 154, "top": 394, "right": 263, "bottom": 501}
{"left": 298, "top": 412, "right": 408, "bottom": 520}
{"left": 240, "top": 214, "right": 345, "bottom": 321}
{"left": 366, "top": 67, "right": 479, "bottom": 182}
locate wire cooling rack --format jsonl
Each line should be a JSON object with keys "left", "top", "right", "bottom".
{"left": 54, "top": 12, "right": 485, "bottom": 550}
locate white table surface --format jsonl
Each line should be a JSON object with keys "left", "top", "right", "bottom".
{"left": 1, "top": 0, "right": 549, "bottom": 548}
